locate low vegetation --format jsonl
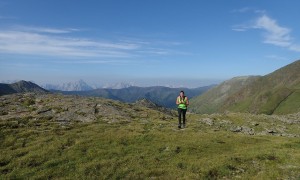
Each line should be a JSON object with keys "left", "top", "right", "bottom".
{"left": 1, "top": 93, "right": 300, "bottom": 179}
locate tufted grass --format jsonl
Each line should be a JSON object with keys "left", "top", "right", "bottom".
{"left": 1, "top": 112, "right": 300, "bottom": 179}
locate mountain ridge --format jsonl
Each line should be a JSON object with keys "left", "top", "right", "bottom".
{"left": 190, "top": 59, "right": 300, "bottom": 115}
{"left": 57, "top": 85, "right": 215, "bottom": 108}
{"left": 42, "top": 80, "right": 93, "bottom": 91}
{"left": 0, "top": 80, "right": 48, "bottom": 96}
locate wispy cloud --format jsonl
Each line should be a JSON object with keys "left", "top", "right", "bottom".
{"left": 265, "top": 55, "right": 287, "bottom": 61}
{"left": 231, "top": 7, "right": 265, "bottom": 14}
{"left": 0, "top": 25, "right": 184, "bottom": 61}
{"left": 12, "top": 25, "right": 79, "bottom": 34}
{"left": 0, "top": 31, "right": 135, "bottom": 58}
{"left": 232, "top": 12, "right": 300, "bottom": 52}
{"left": 254, "top": 15, "right": 292, "bottom": 47}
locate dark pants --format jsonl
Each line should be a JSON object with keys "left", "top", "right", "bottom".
{"left": 178, "top": 108, "right": 187, "bottom": 126}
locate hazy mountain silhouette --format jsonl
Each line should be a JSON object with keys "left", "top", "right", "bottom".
{"left": 0, "top": 80, "right": 48, "bottom": 96}
{"left": 57, "top": 85, "right": 215, "bottom": 108}
{"left": 43, "top": 80, "right": 93, "bottom": 91}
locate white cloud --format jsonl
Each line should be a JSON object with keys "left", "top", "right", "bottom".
{"left": 12, "top": 25, "right": 79, "bottom": 34}
{"left": 254, "top": 15, "right": 292, "bottom": 47}
{"left": 231, "top": 7, "right": 265, "bottom": 14}
{"left": 0, "top": 30, "right": 135, "bottom": 58}
{"left": 233, "top": 13, "right": 300, "bottom": 52}
{"left": 0, "top": 26, "right": 183, "bottom": 60}
{"left": 231, "top": 28, "right": 247, "bottom": 32}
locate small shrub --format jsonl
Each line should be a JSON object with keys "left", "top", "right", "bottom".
{"left": 205, "top": 168, "right": 220, "bottom": 180}
{"left": 177, "top": 162, "right": 185, "bottom": 169}
{"left": 23, "top": 98, "right": 35, "bottom": 107}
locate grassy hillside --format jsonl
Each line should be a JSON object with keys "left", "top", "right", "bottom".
{"left": 189, "top": 76, "right": 259, "bottom": 114}
{"left": 225, "top": 60, "right": 300, "bottom": 114}
{"left": 1, "top": 93, "right": 300, "bottom": 179}
{"left": 190, "top": 60, "right": 300, "bottom": 115}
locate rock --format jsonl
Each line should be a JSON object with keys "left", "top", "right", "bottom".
{"left": 229, "top": 126, "right": 254, "bottom": 135}
{"left": 230, "top": 126, "right": 242, "bottom": 132}
{"left": 251, "top": 122, "right": 259, "bottom": 126}
{"left": 241, "top": 126, "right": 255, "bottom": 135}
{"left": 201, "top": 118, "right": 214, "bottom": 126}
{"left": 267, "top": 129, "right": 277, "bottom": 134}
{"left": 37, "top": 108, "right": 52, "bottom": 114}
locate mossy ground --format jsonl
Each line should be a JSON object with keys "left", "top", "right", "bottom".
{"left": 1, "top": 111, "right": 300, "bottom": 179}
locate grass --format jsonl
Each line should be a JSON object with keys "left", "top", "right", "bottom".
{"left": 274, "top": 90, "right": 300, "bottom": 114}
{"left": 1, "top": 111, "right": 300, "bottom": 179}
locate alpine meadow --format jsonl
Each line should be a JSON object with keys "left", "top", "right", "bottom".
{"left": 1, "top": 0, "right": 300, "bottom": 179}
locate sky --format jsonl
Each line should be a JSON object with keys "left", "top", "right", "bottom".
{"left": 0, "top": 0, "right": 299, "bottom": 88}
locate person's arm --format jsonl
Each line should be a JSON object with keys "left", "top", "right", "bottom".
{"left": 185, "top": 97, "right": 189, "bottom": 106}
{"left": 176, "top": 96, "right": 180, "bottom": 105}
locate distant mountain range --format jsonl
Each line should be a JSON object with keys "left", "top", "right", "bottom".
{"left": 57, "top": 85, "right": 214, "bottom": 108}
{"left": 190, "top": 59, "right": 300, "bottom": 115}
{"left": 3, "top": 60, "right": 299, "bottom": 114}
{"left": 0, "top": 80, "right": 214, "bottom": 109}
{"left": 101, "top": 82, "right": 135, "bottom": 89}
{"left": 0, "top": 80, "right": 48, "bottom": 96}
{"left": 41, "top": 80, "right": 137, "bottom": 91}
{"left": 42, "top": 80, "right": 94, "bottom": 91}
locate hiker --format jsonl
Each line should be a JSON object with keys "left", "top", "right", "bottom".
{"left": 176, "top": 90, "right": 189, "bottom": 128}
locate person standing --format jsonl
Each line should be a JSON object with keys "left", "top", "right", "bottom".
{"left": 176, "top": 91, "right": 189, "bottom": 128}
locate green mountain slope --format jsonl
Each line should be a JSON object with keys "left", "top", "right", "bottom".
{"left": 189, "top": 76, "right": 259, "bottom": 114}
{"left": 190, "top": 60, "right": 300, "bottom": 115}
{"left": 224, "top": 60, "right": 300, "bottom": 114}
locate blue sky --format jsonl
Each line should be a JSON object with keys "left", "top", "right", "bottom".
{"left": 0, "top": 0, "right": 299, "bottom": 87}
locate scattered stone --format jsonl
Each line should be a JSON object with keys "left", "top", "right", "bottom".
{"left": 267, "top": 129, "right": 277, "bottom": 134}
{"left": 201, "top": 118, "right": 214, "bottom": 126}
{"left": 1, "top": 93, "right": 299, "bottom": 138}
{"left": 251, "top": 122, "right": 259, "bottom": 126}
{"left": 230, "top": 126, "right": 242, "bottom": 132}
{"left": 241, "top": 126, "right": 255, "bottom": 135}
{"left": 37, "top": 108, "right": 52, "bottom": 114}
{"left": 230, "top": 126, "right": 255, "bottom": 135}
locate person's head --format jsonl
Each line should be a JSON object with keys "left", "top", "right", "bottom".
{"left": 180, "top": 90, "right": 184, "bottom": 97}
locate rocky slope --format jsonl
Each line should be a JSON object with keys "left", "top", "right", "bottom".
{"left": 0, "top": 93, "right": 174, "bottom": 126}
{"left": 1, "top": 93, "right": 299, "bottom": 137}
